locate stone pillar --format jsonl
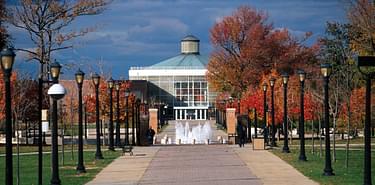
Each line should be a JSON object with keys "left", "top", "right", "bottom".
{"left": 226, "top": 108, "right": 236, "bottom": 134}
{"left": 226, "top": 108, "right": 237, "bottom": 144}
{"left": 149, "top": 108, "right": 158, "bottom": 134}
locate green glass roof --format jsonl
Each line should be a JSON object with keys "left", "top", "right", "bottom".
{"left": 147, "top": 54, "right": 208, "bottom": 69}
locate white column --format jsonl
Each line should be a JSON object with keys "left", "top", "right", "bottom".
{"left": 180, "top": 109, "right": 182, "bottom": 120}
{"left": 184, "top": 109, "right": 187, "bottom": 120}
{"left": 175, "top": 109, "right": 178, "bottom": 120}
{"left": 195, "top": 109, "right": 198, "bottom": 120}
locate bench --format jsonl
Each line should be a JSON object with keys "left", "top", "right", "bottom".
{"left": 122, "top": 145, "right": 133, "bottom": 156}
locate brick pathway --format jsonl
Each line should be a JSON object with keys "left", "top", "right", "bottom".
{"left": 138, "top": 145, "right": 261, "bottom": 185}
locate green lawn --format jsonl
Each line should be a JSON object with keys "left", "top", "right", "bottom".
{"left": 0, "top": 144, "right": 98, "bottom": 154}
{"left": 0, "top": 149, "right": 121, "bottom": 185}
{"left": 272, "top": 146, "right": 375, "bottom": 185}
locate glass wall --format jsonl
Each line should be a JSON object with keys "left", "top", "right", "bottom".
{"left": 130, "top": 74, "right": 216, "bottom": 120}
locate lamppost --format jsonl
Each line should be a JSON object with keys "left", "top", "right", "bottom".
{"left": 262, "top": 83, "right": 268, "bottom": 146}
{"left": 298, "top": 70, "right": 307, "bottom": 161}
{"left": 75, "top": 69, "right": 86, "bottom": 173}
{"left": 132, "top": 100, "right": 136, "bottom": 146}
{"left": 115, "top": 81, "right": 121, "bottom": 147}
{"left": 247, "top": 108, "right": 252, "bottom": 143}
{"left": 47, "top": 61, "right": 65, "bottom": 185}
{"left": 269, "top": 78, "right": 276, "bottom": 147}
{"left": 1, "top": 48, "right": 15, "bottom": 185}
{"left": 321, "top": 63, "right": 334, "bottom": 176}
{"left": 357, "top": 56, "right": 374, "bottom": 185}
{"left": 136, "top": 98, "right": 141, "bottom": 146}
{"left": 282, "top": 73, "right": 290, "bottom": 153}
{"left": 254, "top": 108, "right": 258, "bottom": 138}
{"left": 92, "top": 73, "right": 104, "bottom": 159}
{"left": 125, "top": 88, "right": 130, "bottom": 145}
{"left": 107, "top": 78, "right": 115, "bottom": 151}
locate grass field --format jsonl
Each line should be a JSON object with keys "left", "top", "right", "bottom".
{"left": 272, "top": 145, "right": 375, "bottom": 185}
{"left": 0, "top": 149, "right": 121, "bottom": 185}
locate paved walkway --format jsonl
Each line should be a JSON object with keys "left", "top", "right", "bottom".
{"left": 86, "top": 144, "right": 318, "bottom": 185}
{"left": 138, "top": 145, "right": 261, "bottom": 185}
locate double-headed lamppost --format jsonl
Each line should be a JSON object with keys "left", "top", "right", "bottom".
{"left": 92, "top": 73, "right": 104, "bottom": 159}
{"left": 47, "top": 62, "right": 65, "bottom": 185}
{"left": 269, "top": 78, "right": 276, "bottom": 147}
{"left": 115, "top": 81, "right": 121, "bottom": 147}
{"left": 125, "top": 88, "right": 130, "bottom": 145}
{"left": 262, "top": 83, "right": 269, "bottom": 146}
{"left": 282, "top": 73, "right": 290, "bottom": 153}
{"left": 298, "top": 70, "right": 307, "bottom": 161}
{"left": 357, "top": 56, "right": 374, "bottom": 185}
{"left": 107, "top": 78, "right": 115, "bottom": 151}
{"left": 321, "top": 63, "right": 334, "bottom": 176}
{"left": 75, "top": 69, "right": 86, "bottom": 173}
{"left": 1, "top": 48, "right": 15, "bottom": 185}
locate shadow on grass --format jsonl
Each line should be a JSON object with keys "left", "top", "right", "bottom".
{"left": 271, "top": 147, "right": 374, "bottom": 185}
{"left": 0, "top": 149, "right": 122, "bottom": 185}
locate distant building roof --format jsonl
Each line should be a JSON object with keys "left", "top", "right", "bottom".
{"left": 146, "top": 54, "right": 208, "bottom": 69}
{"left": 181, "top": 35, "right": 199, "bottom": 42}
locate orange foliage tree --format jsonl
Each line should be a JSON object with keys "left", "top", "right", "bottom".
{"left": 208, "top": 5, "right": 318, "bottom": 113}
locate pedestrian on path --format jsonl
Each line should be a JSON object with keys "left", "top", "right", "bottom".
{"left": 146, "top": 126, "right": 155, "bottom": 145}
{"left": 237, "top": 119, "right": 246, "bottom": 147}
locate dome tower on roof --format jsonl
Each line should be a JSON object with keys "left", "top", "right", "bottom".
{"left": 181, "top": 35, "right": 199, "bottom": 54}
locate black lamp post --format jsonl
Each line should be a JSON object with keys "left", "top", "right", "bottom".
{"left": 282, "top": 73, "right": 290, "bottom": 153}
{"left": 115, "top": 81, "right": 121, "bottom": 147}
{"left": 107, "top": 78, "right": 115, "bottom": 151}
{"left": 48, "top": 61, "right": 64, "bottom": 185}
{"left": 269, "top": 78, "right": 276, "bottom": 147}
{"left": 1, "top": 48, "right": 15, "bottom": 185}
{"left": 132, "top": 101, "right": 136, "bottom": 146}
{"left": 75, "top": 69, "right": 86, "bottom": 173}
{"left": 136, "top": 98, "right": 141, "bottom": 146}
{"left": 262, "top": 83, "right": 269, "bottom": 146}
{"left": 125, "top": 88, "right": 130, "bottom": 145}
{"left": 357, "top": 56, "right": 374, "bottom": 185}
{"left": 254, "top": 108, "right": 258, "bottom": 138}
{"left": 92, "top": 73, "right": 104, "bottom": 159}
{"left": 321, "top": 63, "right": 334, "bottom": 176}
{"left": 247, "top": 108, "right": 252, "bottom": 143}
{"left": 298, "top": 70, "right": 307, "bottom": 161}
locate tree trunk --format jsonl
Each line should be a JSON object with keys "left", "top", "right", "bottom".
{"left": 319, "top": 117, "right": 322, "bottom": 158}
{"left": 345, "top": 102, "right": 351, "bottom": 168}
{"left": 312, "top": 120, "right": 315, "bottom": 154}
{"left": 333, "top": 115, "right": 337, "bottom": 162}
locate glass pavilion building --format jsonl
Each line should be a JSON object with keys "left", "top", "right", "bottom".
{"left": 129, "top": 35, "right": 216, "bottom": 120}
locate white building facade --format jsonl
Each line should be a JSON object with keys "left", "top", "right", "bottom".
{"left": 129, "top": 35, "right": 216, "bottom": 120}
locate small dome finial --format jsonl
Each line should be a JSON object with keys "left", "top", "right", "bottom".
{"left": 181, "top": 35, "right": 199, "bottom": 54}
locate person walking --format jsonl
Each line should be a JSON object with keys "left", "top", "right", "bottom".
{"left": 146, "top": 126, "right": 155, "bottom": 145}
{"left": 237, "top": 120, "right": 246, "bottom": 147}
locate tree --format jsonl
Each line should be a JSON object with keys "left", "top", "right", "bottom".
{"left": 208, "top": 6, "right": 317, "bottom": 113}
{"left": 7, "top": 0, "right": 111, "bottom": 74}
{"left": 0, "top": 0, "right": 9, "bottom": 48}
{"left": 319, "top": 21, "right": 359, "bottom": 163}
{"left": 347, "top": 0, "right": 375, "bottom": 55}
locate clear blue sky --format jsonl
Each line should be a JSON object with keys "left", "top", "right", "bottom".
{"left": 10, "top": 0, "right": 347, "bottom": 79}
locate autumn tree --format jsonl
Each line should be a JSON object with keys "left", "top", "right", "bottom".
{"left": 208, "top": 6, "right": 317, "bottom": 113}
{"left": 347, "top": 0, "right": 375, "bottom": 55}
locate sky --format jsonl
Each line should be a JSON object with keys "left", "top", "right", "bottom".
{"left": 10, "top": 0, "right": 348, "bottom": 80}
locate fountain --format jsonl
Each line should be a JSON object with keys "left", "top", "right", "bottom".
{"left": 175, "top": 121, "right": 212, "bottom": 144}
